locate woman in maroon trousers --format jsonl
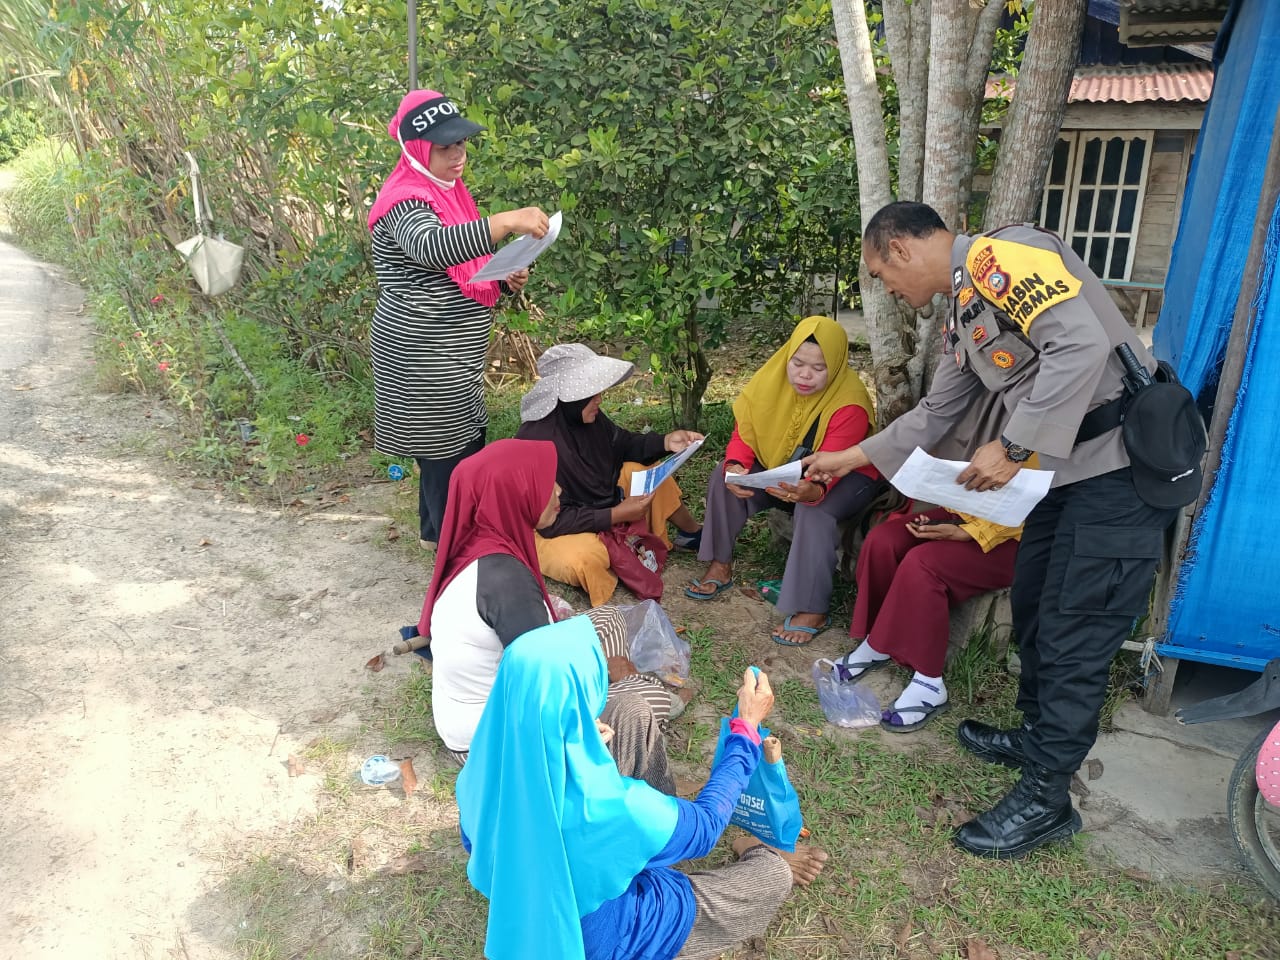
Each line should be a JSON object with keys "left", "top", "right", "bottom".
{"left": 834, "top": 508, "right": 1021, "bottom": 732}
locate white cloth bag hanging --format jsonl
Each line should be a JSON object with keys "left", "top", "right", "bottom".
{"left": 173, "top": 151, "right": 244, "bottom": 296}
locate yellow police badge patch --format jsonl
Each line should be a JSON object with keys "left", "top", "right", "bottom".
{"left": 957, "top": 286, "right": 975, "bottom": 307}
{"left": 965, "top": 237, "right": 1083, "bottom": 335}
{"left": 991, "top": 349, "right": 1016, "bottom": 369}
{"left": 971, "top": 325, "right": 988, "bottom": 344}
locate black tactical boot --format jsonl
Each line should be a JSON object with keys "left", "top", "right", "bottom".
{"left": 953, "top": 762, "right": 1081, "bottom": 859}
{"left": 956, "top": 719, "right": 1032, "bottom": 769}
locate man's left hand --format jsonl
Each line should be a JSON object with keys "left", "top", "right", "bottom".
{"left": 665, "top": 429, "right": 704, "bottom": 452}
{"left": 505, "top": 268, "right": 530, "bottom": 294}
{"left": 957, "top": 439, "right": 1022, "bottom": 491}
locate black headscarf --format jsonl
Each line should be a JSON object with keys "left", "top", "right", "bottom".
{"left": 517, "top": 398, "right": 622, "bottom": 509}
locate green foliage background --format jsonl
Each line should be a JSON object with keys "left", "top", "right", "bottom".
{"left": 0, "top": 0, "right": 862, "bottom": 483}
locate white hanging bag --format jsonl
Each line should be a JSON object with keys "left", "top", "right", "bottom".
{"left": 174, "top": 151, "right": 245, "bottom": 296}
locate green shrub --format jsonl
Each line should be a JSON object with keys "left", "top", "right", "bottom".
{"left": 2, "top": 138, "right": 79, "bottom": 264}
{"left": 0, "top": 103, "right": 45, "bottom": 163}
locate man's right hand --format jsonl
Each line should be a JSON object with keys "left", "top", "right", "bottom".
{"left": 611, "top": 492, "right": 655, "bottom": 524}
{"left": 804, "top": 446, "right": 868, "bottom": 483}
{"left": 736, "top": 668, "right": 775, "bottom": 730}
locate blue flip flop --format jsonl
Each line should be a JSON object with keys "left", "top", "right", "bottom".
{"left": 770, "top": 614, "right": 832, "bottom": 646}
{"left": 684, "top": 577, "right": 733, "bottom": 601}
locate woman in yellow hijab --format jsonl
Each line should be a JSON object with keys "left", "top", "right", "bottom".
{"left": 686, "top": 316, "right": 882, "bottom": 645}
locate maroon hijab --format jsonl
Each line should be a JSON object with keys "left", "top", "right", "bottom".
{"left": 417, "top": 439, "right": 558, "bottom": 636}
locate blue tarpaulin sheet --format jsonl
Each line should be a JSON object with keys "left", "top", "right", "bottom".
{"left": 1154, "top": 0, "right": 1280, "bottom": 669}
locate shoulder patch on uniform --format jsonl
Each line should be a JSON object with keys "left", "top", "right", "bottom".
{"left": 966, "top": 237, "right": 1082, "bottom": 334}
{"left": 957, "top": 286, "right": 975, "bottom": 306}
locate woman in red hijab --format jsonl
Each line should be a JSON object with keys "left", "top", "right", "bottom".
{"left": 368, "top": 89, "right": 550, "bottom": 550}
{"left": 418, "top": 439, "right": 676, "bottom": 771}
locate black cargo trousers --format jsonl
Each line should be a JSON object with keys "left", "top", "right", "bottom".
{"left": 1010, "top": 467, "right": 1178, "bottom": 773}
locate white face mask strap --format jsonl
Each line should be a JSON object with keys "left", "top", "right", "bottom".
{"left": 397, "top": 131, "right": 432, "bottom": 177}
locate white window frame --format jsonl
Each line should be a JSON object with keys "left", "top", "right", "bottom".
{"left": 1039, "top": 130, "right": 1153, "bottom": 282}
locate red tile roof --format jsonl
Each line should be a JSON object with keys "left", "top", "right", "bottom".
{"left": 987, "top": 62, "right": 1214, "bottom": 105}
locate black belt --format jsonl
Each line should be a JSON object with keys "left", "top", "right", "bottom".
{"left": 1075, "top": 394, "right": 1126, "bottom": 446}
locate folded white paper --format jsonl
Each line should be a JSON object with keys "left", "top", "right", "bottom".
{"left": 888, "top": 447, "right": 1053, "bottom": 527}
{"left": 724, "top": 460, "right": 804, "bottom": 490}
{"left": 471, "top": 211, "right": 563, "bottom": 281}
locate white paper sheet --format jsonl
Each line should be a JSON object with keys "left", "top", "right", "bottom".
{"left": 723, "top": 460, "right": 804, "bottom": 490}
{"left": 470, "top": 211, "right": 563, "bottom": 281}
{"left": 888, "top": 447, "right": 1054, "bottom": 527}
{"left": 628, "top": 439, "right": 705, "bottom": 496}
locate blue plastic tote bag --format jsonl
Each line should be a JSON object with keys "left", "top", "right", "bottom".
{"left": 711, "top": 717, "right": 804, "bottom": 851}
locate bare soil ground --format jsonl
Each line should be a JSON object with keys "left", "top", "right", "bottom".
{"left": 0, "top": 241, "right": 438, "bottom": 958}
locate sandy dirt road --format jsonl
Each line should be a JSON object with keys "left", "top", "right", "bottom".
{"left": 0, "top": 240, "right": 428, "bottom": 959}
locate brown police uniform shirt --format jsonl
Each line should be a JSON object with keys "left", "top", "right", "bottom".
{"left": 860, "top": 224, "right": 1158, "bottom": 488}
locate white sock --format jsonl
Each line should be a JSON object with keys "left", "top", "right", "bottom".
{"left": 854, "top": 638, "right": 890, "bottom": 662}
{"left": 839, "top": 639, "right": 890, "bottom": 679}
{"left": 892, "top": 672, "right": 948, "bottom": 713}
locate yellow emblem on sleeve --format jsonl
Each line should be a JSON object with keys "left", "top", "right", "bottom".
{"left": 965, "top": 237, "right": 1082, "bottom": 335}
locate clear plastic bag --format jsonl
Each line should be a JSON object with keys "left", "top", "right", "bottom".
{"left": 812, "top": 658, "right": 881, "bottom": 728}
{"left": 549, "top": 594, "right": 577, "bottom": 620}
{"left": 619, "top": 600, "right": 691, "bottom": 687}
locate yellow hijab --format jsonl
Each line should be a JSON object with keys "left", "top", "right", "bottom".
{"left": 733, "top": 316, "right": 875, "bottom": 470}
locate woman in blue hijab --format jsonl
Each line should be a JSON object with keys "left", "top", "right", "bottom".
{"left": 457, "top": 614, "right": 827, "bottom": 960}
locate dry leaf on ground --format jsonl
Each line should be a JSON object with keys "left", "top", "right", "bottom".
{"left": 895, "top": 922, "right": 913, "bottom": 953}
{"left": 286, "top": 754, "right": 303, "bottom": 777}
{"left": 965, "top": 937, "right": 999, "bottom": 960}
{"left": 674, "top": 777, "right": 705, "bottom": 797}
{"left": 365, "top": 653, "right": 386, "bottom": 673}
{"left": 386, "top": 525, "right": 400, "bottom": 542}
{"left": 382, "top": 852, "right": 433, "bottom": 876}
{"left": 347, "top": 836, "right": 369, "bottom": 874}
{"left": 1086, "top": 758, "right": 1104, "bottom": 780}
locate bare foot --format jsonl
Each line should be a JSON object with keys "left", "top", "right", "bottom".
{"left": 687, "top": 560, "right": 733, "bottom": 596}
{"left": 770, "top": 611, "right": 830, "bottom": 646}
{"left": 731, "top": 836, "right": 829, "bottom": 886}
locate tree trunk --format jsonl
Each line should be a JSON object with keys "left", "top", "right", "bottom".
{"left": 883, "top": 0, "right": 930, "bottom": 202}
{"left": 678, "top": 313, "right": 713, "bottom": 429}
{"left": 957, "top": 0, "right": 1008, "bottom": 225}
{"left": 831, "top": 0, "right": 917, "bottom": 422}
{"left": 914, "top": 1, "right": 1003, "bottom": 394}
{"left": 985, "top": 0, "right": 1088, "bottom": 227}
{"left": 921, "top": 0, "right": 976, "bottom": 232}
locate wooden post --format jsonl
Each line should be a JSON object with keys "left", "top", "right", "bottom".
{"left": 407, "top": 0, "right": 418, "bottom": 92}
{"left": 1145, "top": 102, "right": 1280, "bottom": 715}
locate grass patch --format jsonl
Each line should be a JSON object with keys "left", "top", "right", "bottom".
{"left": 218, "top": 346, "right": 1276, "bottom": 960}
{"left": 219, "top": 617, "right": 1279, "bottom": 960}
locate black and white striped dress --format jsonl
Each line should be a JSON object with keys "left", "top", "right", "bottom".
{"left": 369, "top": 200, "right": 497, "bottom": 459}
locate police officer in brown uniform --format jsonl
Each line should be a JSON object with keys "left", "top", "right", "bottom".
{"left": 807, "top": 201, "right": 1181, "bottom": 859}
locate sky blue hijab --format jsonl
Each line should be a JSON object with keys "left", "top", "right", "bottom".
{"left": 456, "top": 614, "right": 681, "bottom": 960}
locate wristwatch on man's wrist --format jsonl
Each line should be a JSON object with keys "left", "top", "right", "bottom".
{"left": 1000, "top": 435, "right": 1033, "bottom": 463}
